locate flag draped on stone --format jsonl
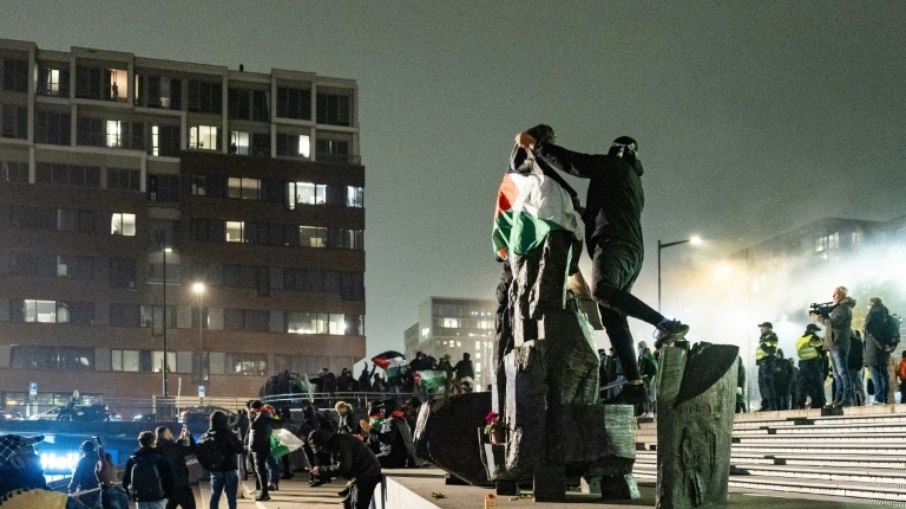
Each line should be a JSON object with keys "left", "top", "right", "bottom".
{"left": 492, "top": 149, "right": 584, "bottom": 260}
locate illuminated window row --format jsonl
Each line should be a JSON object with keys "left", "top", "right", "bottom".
{"left": 191, "top": 218, "right": 363, "bottom": 250}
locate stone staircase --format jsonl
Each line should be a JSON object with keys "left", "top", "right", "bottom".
{"left": 632, "top": 405, "right": 906, "bottom": 505}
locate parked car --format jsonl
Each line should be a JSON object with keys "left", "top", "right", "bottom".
{"left": 28, "top": 403, "right": 111, "bottom": 422}
{"left": 178, "top": 405, "right": 234, "bottom": 435}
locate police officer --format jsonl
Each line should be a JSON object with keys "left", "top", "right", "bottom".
{"left": 796, "top": 324, "right": 827, "bottom": 408}
{"left": 755, "top": 322, "right": 782, "bottom": 411}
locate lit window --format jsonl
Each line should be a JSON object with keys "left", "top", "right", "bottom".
{"left": 152, "top": 351, "right": 177, "bottom": 374}
{"left": 106, "top": 120, "right": 124, "bottom": 148}
{"left": 225, "top": 221, "right": 244, "bottom": 242}
{"left": 228, "top": 177, "right": 260, "bottom": 200}
{"left": 111, "top": 213, "right": 136, "bottom": 236}
{"left": 45, "top": 69, "right": 61, "bottom": 95}
{"left": 151, "top": 125, "right": 160, "bottom": 156}
{"left": 297, "top": 135, "right": 311, "bottom": 157}
{"left": 442, "top": 318, "right": 459, "bottom": 328}
{"left": 230, "top": 131, "right": 249, "bottom": 155}
{"left": 189, "top": 125, "right": 219, "bottom": 150}
{"left": 346, "top": 186, "right": 364, "bottom": 208}
{"left": 299, "top": 226, "right": 327, "bottom": 248}
{"left": 107, "top": 68, "right": 128, "bottom": 101}
{"left": 288, "top": 182, "right": 326, "bottom": 208}
{"left": 328, "top": 313, "right": 346, "bottom": 335}
{"left": 24, "top": 300, "right": 57, "bottom": 323}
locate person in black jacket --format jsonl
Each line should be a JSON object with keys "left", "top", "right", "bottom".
{"left": 864, "top": 297, "right": 894, "bottom": 404}
{"left": 206, "top": 410, "right": 244, "bottom": 509}
{"left": 68, "top": 439, "right": 100, "bottom": 509}
{"left": 308, "top": 430, "right": 382, "bottom": 509}
{"left": 123, "top": 431, "right": 174, "bottom": 507}
{"left": 516, "top": 132, "right": 690, "bottom": 405}
{"left": 246, "top": 401, "right": 278, "bottom": 501}
{"left": 154, "top": 425, "right": 196, "bottom": 509}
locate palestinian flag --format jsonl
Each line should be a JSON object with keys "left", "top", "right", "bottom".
{"left": 372, "top": 350, "right": 407, "bottom": 378}
{"left": 493, "top": 145, "right": 583, "bottom": 259}
{"left": 414, "top": 369, "right": 447, "bottom": 391}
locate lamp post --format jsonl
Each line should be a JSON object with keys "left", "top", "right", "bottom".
{"left": 657, "top": 236, "right": 702, "bottom": 312}
{"left": 192, "top": 282, "right": 206, "bottom": 389}
{"left": 162, "top": 247, "right": 172, "bottom": 397}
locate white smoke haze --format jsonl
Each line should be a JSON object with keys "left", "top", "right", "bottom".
{"left": 649, "top": 238, "right": 906, "bottom": 403}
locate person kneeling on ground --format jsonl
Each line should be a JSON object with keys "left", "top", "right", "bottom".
{"left": 308, "top": 430, "right": 382, "bottom": 509}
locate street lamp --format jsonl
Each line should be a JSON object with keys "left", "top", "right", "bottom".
{"left": 657, "top": 236, "right": 702, "bottom": 312}
{"left": 162, "top": 247, "right": 172, "bottom": 397}
{"left": 192, "top": 282, "right": 206, "bottom": 389}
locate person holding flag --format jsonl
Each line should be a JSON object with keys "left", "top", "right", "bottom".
{"left": 372, "top": 351, "right": 409, "bottom": 405}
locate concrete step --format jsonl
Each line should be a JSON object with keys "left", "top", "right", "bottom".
{"left": 735, "top": 423, "right": 906, "bottom": 435}
{"left": 731, "top": 463, "right": 906, "bottom": 484}
{"left": 733, "top": 434, "right": 906, "bottom": 444}
{"left": 632, "top": 450, "right": 906, "bottom": 471}
{"left": 732, "top": 444, "right": 906, "bottom": 456}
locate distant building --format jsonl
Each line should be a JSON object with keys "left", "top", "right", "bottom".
{"left": 0, "top": 39, "right": 365, "bottom": 409}
{"left": 404, "top": 297, "right": 496, "bottom": 390}
{"left": 732, "top": 216, "right": 905, "bottom": 406}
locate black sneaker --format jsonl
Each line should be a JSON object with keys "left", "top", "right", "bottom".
{"left": 255, "top": 494, "right": 271, "bottom": 501}
{"left": 655, "top": 319, "right": 689, "bottom": 346}
{"left": 604, "top": 384, "right": 648, "bottom": 405}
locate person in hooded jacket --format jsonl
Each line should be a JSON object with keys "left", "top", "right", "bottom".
{"left": 810, "top": 286, "right": 857, "bottom": 407}
{"left": 154, "top": 425, "right": 196, "bottom": 509}
{"left": 308, "top": 429, "right": 381, "bottom": 509}
{"left": 246, "top": 401, "right": 278, "bottom": 501}
{"left": 864, "top": 297, "right": 893, "bottom": 404}
{"left": 516, "top": 132, "right": 690, "bottom": 405}
{"left": 68, "top": 439, "right": 101, "bottom": 509}
{"left": 298, "top": 403, "right": 336, "bottom": 487}
{"left": 205, "top": 410, "right": 244, "bottom": 509}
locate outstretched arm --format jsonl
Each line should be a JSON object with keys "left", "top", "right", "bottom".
{"left": 514, "top": 131, "right": 602, "bottom": 179}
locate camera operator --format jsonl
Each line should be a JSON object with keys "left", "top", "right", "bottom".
{"left": 809, "top": 286, "right": 856, "bottom": 407}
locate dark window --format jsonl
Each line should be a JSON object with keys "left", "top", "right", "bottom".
{"left": 57, "top": 254, "right": 95, "bottom": 279}
{"left": 109, "top": 303, "right": 140, "bottom": 327}
{"left": 75, "top": 66, "right": 102, "bottom": 99}
{"left": 340, "top": 272, "right": 364, "bottom": 300}
{"left": 228, "top": 88, "right": 250, "bottom": 119}
{"left": 12, "top": 252, "right": 56, "bottom": 277}
{"left": 315, "top": 138, "right": 351, "bottom": 164}
{"left": 149, "top": 219, "right": 178, "bottom": 249}
{"left": 1, "top": 104, "right": 28, "bottom": 139}
{"left": 316, "top": 93, "right": 351, "bottom": 125}
{"left": 187, "top": 80, "right": 222, "bottom": 113}
{"left": 191, "top": 174, "right": 208, "bottom": 196}
{"left": 151, "top": 124, "right": 181, "bottom": 157}
{"left": 11, "top": 346, "right": 94, "bottom": 371}
{"left": 276, "top": 133, "right": 310, "bottom": 158}
{"left": 277, "top": 86, "right": 311, "bottom": 120}
{"left": 148, "top": 174, "right": 180, "bottom": 202}
{"left": 191, "top": 218, "right": 225, "bottom": 242}
{"left": 35, "top": 164, "right": 100, "bottom": 188}
{"left": 3, "top": 161, "right": 29, "bottom": 182}
{"left": 1, "top": 205, "right": 56, "bottom": 230}
{"left": 109, "top": 257, "right": 137, "bottom": 289}
{"left": 38, "top": 65, "right": 70, "bottom": 97}
{"left": 76, "top": 117, "right": 105, "bottom": 146}
{"left": 224, "top": 309, "right": 269, "bottom": 332}
{"left": 67, "top": 301, "right": 95, "bottom": 325}
{"left": 251, "top": 133, "right": 269, "bottom": 157}
{"left": 35, "top": 108, "right": 71, "bottom": 145}
{"left": 144, "top": 76, "right": 181, "bottom": 109}
{"left": 2, "top": 59, "right": 28, "bottom": 92}
{"left": 108, "top": 168, "right": 141, "bottom": 191}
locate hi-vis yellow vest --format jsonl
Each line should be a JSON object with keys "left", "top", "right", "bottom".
{"left": 796, "top": 334, "right": 822, "bottom": 361}
{"left": 755, "top": 341, "right": 779, "bottom": 363}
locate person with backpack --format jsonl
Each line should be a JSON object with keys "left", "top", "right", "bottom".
{"left": 197, "top": 410, "right": 244, "bottom": 509}
{"left": 154, "top": 425, "right": 196, "bottom": 509}
{"left": 864, "top": 297, "right": 895, "bottom": 404}
{"left": 123, "top": 431, "right": 173, "bottom": 509}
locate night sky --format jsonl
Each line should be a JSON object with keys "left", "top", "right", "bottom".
{"left": 3, "top": 1, "right": 905, "bottom": 361}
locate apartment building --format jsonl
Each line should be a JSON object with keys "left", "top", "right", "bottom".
{"left": 404, "top": 297, "right": 496, "bottom": 390}
{"left": 0, "top": 39, "right": 365, "bottom": 408}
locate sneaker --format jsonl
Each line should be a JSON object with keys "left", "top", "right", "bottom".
{"left": 654, "top": 319, "right": 689, "bottom": 347}
{"left": 604, "top": 383, "right": 648, "bottom": 406}
{"left": 255, "top": 494, "right": 271, "bottom": 501}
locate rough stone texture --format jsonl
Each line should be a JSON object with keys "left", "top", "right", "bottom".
{"left": 656, "top": 344, "right": 738, "bottom": 509}
{"left": 413, "top": 392, "right": 492, "bottom": 485}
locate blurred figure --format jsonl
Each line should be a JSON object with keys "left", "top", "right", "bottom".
{"left": 864, "top": 297, "right": 894, "bottom": 404}
{"left": 204, "top": 410, "right": 244, "bottom": 509}
{"left": 69, "top": 439, "right": 101, "bottom": 508}
{"left": 155, "top": 425, "right": 196, "bottom": 509}
{"left": 308, "top": 430, "right": 381, "bottom": 509}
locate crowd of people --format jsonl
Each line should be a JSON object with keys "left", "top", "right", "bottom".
{"left": 756, "top": 287, "right": 902, "bottom": 411}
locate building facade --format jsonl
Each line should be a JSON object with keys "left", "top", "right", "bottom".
{"left": 404, "top": 297, "right": 496, "bottom": 390}
{"left": 0, "top": 39, "right": 365, "bottom": 409}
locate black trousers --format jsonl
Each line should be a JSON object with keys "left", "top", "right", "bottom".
{"left": 166, "top": 484, "right": 196, "bottom": 509}
{"left": 251, "top": 448, "right": 271, "bottom": 495}
{"left": 592, "top": 239, "right": 664, "bottom": 382}
{"left": 346, "top": 474, "right": 381, "bottom": 509}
